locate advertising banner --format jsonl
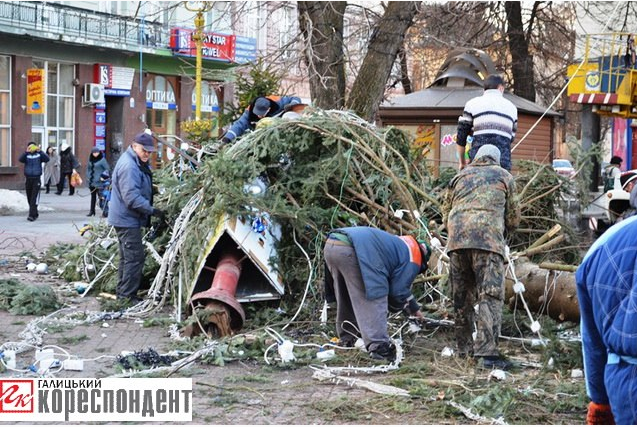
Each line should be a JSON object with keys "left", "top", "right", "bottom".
{"left": 26, "top": 69, "right": 45, "bottom": 115}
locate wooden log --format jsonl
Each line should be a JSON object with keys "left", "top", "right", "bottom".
{"left": 505, "top": 258, "right": 579, "bottom": 322}
{"left": 526, "top": 224, "right": 562, "bottom": 250}
{"left": 518, "top": 234, "right": 565, "bottom": 257}
{"left": 538, "top": 262, "right": 578, "bottom": 272}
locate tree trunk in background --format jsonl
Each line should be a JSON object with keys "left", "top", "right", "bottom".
{"left": 505, "top": 1, "right": 537, "bottom": 102}
{"left": 398, "top": 47, "right": 413, "bottom": 95}
{"left": 346, "top": 1, "right": 419, "bottom": 121}
{"left": 298, "top": 2, "right": 347, "bottom": 109}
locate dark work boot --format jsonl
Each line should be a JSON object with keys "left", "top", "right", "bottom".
{"left": 368, "top": 342, "right": 396, "bottom": 363}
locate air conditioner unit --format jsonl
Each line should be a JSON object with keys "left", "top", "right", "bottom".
{"left": 84, "top": 83, "right": 105, "bottom": 104}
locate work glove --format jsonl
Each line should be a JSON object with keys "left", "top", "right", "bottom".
{"left": 152, "top": 208, "right": 166, "bottom": 220}
{"left": 586, "top": 402, "right": 615, "bottom": 425}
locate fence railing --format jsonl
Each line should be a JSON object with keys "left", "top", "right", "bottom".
{"left": 0, "top": 2, "right": 170, "bottom": 51}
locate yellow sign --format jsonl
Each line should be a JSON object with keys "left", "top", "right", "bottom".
{"left": 26, "top": 68, "right": 45, "bottom": 115}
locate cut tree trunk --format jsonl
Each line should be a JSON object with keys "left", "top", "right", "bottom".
{"left": 505, "top": 257, "right": 579, "bottom": 323}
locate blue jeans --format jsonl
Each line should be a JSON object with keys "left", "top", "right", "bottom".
{"left": 115, "top": 227, "right": 145, "bottom": 299}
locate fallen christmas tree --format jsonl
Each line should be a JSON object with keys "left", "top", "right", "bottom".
{"left": 48, "top": 108, "right": 592, "bottom": 335}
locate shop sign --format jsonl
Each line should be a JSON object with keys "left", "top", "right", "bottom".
{"left": 26, "top": 69, "right": 45, "bottom": 115}
{"left": 235, "top": 36, "right": 257, "bottom": 64}
{"left": 191, "top": 91, "right": 219, "bottom": 113}
{"left": 146, "top": 88, "right": 177, "bottom": 111}
{"left": 94, "top": 64, "right": 135, "bottom": 96}
{"left": 170, "top": 28, "right": 236, "bottom": 62}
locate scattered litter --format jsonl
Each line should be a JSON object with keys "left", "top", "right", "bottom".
{"left": 26, "top": 263, "right": 37, "bottom": 272}
{"left": 489, "top": 369, "right": 507, "bottom": 381}
{"left": 36, "top": 263, "right": 48, "bottom": 274}
{"left": 441, "top": 347, "right": 454, "bottom": 357}
{"left": 316, "top": 349, "right": 336, "bottom": 361}
{"left": 280, "top": 380, "right": 289, "bottom": 385}
{"left": 101, "top": 333, "right": 107, "bottom": 338}
{"left": 102, "top": 322, "right": 109, "bottom": 328}
{"left": 311, "top": 367, "right": 410, "bottom": 397}
{"left": 570, "top": 369, "right": 583, "bottom": 378}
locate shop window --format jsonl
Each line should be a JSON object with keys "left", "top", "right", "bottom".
{"left": 31, "top": 60, "right": 75, "bottom": 152}
{"left": 0, "top": 56, "right": 10, "bottom": 167}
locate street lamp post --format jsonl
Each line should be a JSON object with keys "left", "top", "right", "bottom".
{"left": 184, "top": 1, "right": 213, "bottom": 121}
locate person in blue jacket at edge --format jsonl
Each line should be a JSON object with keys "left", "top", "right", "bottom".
{"left": 323, "top": 226, "right": 430, "bottom": 363}
{"left": 576, "top": 215, "right": 637, "bottom": 424}
{"left": 219, "top": 95, "right": 302, "bottom": 145}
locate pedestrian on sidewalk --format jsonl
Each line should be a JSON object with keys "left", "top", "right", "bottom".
{"left": 443, "top": 144, "right": 520, "bottom": 369}
{"left": 323, "top": 226, "right": 429, "bottom": 362}
{"left": 86, "top": 147, "right": 109, "bottom": 217}
{"left": 108, "top": 131, "right": 165, "bottom": 304}
{"left": 42, "top": 146, "right": 59, "bottom": 194}
{"left": 18, "top": 142, "right": 49, "bottom": 221}
{"left": 56, "top": 142, "right": 80, "bottom": 195}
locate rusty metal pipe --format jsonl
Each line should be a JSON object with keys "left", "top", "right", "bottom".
{"left": 189, "top": 251, "right": 246, "bottom": 333}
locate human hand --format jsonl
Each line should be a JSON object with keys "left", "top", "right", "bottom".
{"left": 411, "top": 310, "right": 425, "bottom": 320}
{"left": 220, "top": 137, "right": 231, "bottom": 145}
{"left": 586, "top": 402, "right": 615, "bottom": 425}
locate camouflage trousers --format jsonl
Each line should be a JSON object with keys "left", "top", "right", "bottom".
{"left": 449, "top": 249, "right": 505, "bottom": 357}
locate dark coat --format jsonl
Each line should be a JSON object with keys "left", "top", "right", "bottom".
{"left": 60, "top": 147, "right": 80, "bottom": 175}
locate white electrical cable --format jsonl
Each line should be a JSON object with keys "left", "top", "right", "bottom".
{"left": 281, "top": 228, "right": 314, "bottom": 331}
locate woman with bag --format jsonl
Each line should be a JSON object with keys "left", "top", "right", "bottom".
{"left": 86, "top": 147, "right": 109, "bottom": 216}
{"left": 56, "top": 142, "right": 80, "bottom": 195}
{"left": 42, "top": 146, "right": 60, "bottom": 194}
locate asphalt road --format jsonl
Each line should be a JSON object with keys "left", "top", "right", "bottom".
{"left": 0, "top": 188, "right": 104, "bottom": 256}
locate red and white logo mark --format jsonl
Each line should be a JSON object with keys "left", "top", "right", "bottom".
{"left": 0, "top": 380, "right": 34, "bottom": 413}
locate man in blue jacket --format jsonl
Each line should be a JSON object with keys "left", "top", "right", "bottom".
{"left": 576, "top": 215, "right": 637, "bottom": 425}
{"left": 220, "top": 95, "right": 302, "bottom": 145}
{"left": 323, "top": 227, "right": 429, "bottom": 362}
{"left": 19, "top": 142, "right": 49, "bottom": 221}
{"left": 108, "top": 131, "right": 164, "bottom": 304}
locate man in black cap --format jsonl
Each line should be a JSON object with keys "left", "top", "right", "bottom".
{"left": 108, "top": 131, "right": 165, "bottom": 304}
{"left": 220, "top": 95, "right": 302, "bottom": 145}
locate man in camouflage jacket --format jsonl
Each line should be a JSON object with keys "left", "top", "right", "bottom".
{"left": 443, "top": 144, "right": 520, "bottom": 369}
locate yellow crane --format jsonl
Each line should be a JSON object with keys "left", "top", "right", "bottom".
{"left": 567, "top": 32, "right": 637, "bottom": 118}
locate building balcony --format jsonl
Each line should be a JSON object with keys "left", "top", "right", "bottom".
{"left": 0, "top": 1, "right": 170, "bottom": 54}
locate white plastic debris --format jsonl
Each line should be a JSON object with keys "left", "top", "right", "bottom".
{"left": 101, "top": 322, "right": 110, "bottom": 328}
{"left": 278, "top": 340, "right": 295, "bottom": 363}
{"left": 489, "top": 369, "right": 507, "bottom": 381}
{"left": 547, "top": 357, "right": 555, "bottom": 369}
{"left": 513, "top": 281, "right": 525, "bottom": 294}
{"left": 36, "top": 263, "right": 48, "bottom": 274}
{"left": 441, "top": 347, "right": 454, "bottom": 357}
{"left": 570, "top": 369, "right": 584, "bottom": 378}
{"left": 101, "top": 333, "right": 107, "bottom": 338}
{"left": 99, "top": 239, "right": 115, "bottom": 250}
{"left": 57, "top": 268, "right": 64, "bottom": 275}
{"left": 530, "top": 321, "right": 542, "bottom": 333}
{"left": 408, "top": 321, "right": 422, "bottom": 333}
{"left": 430, "top": 237, "right": 442, "bottom": 249}
{"left": 393, "top": 209, "right": 406, "bottom": 219}
{"left": 86, "top": 264, "right": 95, "bottom": 272}
{"left": 316, "top": 349, "right": 336, "bottom": 361}
{"left": 354, "top": 338, "right": 366, "bottom": 350}
{"left": 26, "top": 262, "right": 37, "bottom": 272}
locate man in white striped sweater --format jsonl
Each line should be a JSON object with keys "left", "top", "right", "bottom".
{"left": 456, "top": 74, "right": 518, "bottom": 171}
